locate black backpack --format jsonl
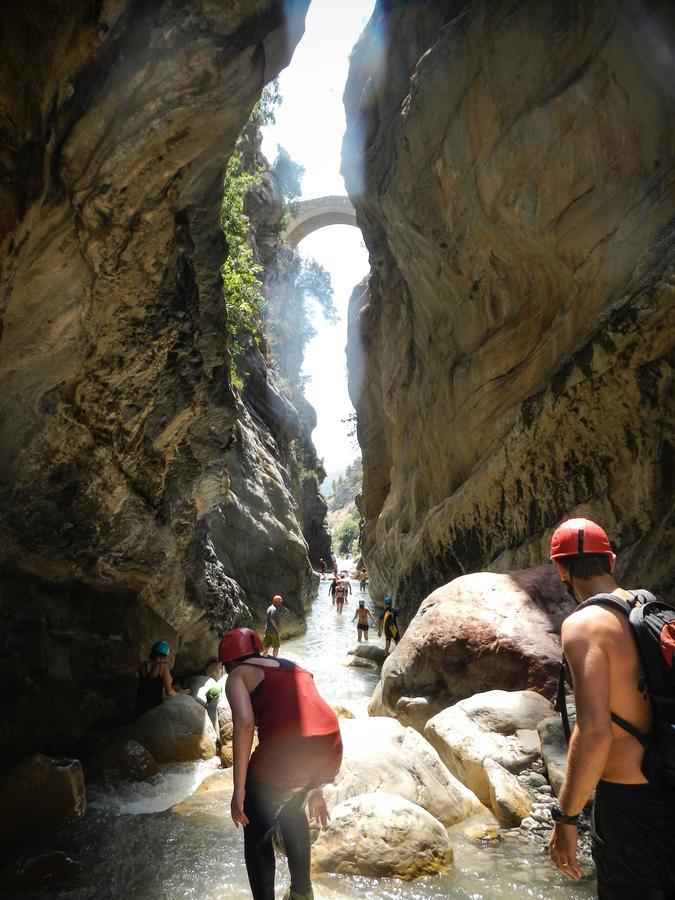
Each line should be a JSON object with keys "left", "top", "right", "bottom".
{"left": 555, "top": 590, "right": 675, "bottom": 792}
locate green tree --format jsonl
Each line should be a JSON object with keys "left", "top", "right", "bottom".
{"left": 220, "top": 152, "right": 265, "bottom": 382}
{"left": 335, "top": 515, "right": 360, "bottom": 556}
{"left": 298, "top": 258, "right": 337, "bottom": 324}
{"left": 272, "top": 146, "right": 305, "bottom": 203}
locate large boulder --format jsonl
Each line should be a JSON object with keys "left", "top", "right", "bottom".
{"left": 171, "top": 769, "right": 234, "bottom": 827}
{"left": 424, "top": 689, "right": 553, "bottom": 807}
{"left": 312, "top": 793, "right": 453, "bottom": 880}
{"left": 120, "top": 695, "right": 217, "bottom": 763}
{"left": 324, "top": 716, "right": 483, "bottom": 826}
{"left": 97, "top": 738, "right": 157, "bottom": 782}
{"left": 369, "top": 570, "right": 571, "bottom": 728}
{"left": 0, "top": 754, "right": 86, "bottom": 843}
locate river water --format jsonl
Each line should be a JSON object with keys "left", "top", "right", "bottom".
{"left": 29, "top": 565, "right": 597, "bottom": 899}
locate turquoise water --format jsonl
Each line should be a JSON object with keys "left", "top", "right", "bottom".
{"left": 23, "top": 564, "right": 596, "bottom": 899}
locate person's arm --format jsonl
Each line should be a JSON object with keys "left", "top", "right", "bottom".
{"left": 351, "top": 611, "right": 357, "bottom": 622}
{"left": 272, "top": 611, "right": 280, "bottom": 634}
{"left": 549, "top": 613, "right": 614, "bottom": 880}
{"left": 226, "top": 673, "right": 256, "bottom": 827}
{"left": 367, "top": 610, "right": 377, "bottom": 625}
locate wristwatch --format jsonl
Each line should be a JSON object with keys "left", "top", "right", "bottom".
{"left": 550, "top": 804, "right": 579, "bottom": 826}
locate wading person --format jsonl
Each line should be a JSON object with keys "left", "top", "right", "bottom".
{"left": 378, "top": 597, "right": 400, "bottom": 654}
{"left": 547, "top": 517, "right": 675, "bottom": 897}
{"left": 358, "top": 567, "right": 368, "bottom": 592}
{"left": 263, "top": 594, "right": 283, "bottom": 657}
{"left": 352, "top": 600, "right": 376, "bottom": 642}
{"left": 220, "top": 628, "right": 343, "bottom": 900}
{"left": 334, "top": 577, "right": 348, "bottom": 614}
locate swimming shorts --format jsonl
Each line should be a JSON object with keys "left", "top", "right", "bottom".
{"left": 357, "top": 623, "right": 368, "bottom": 631}
{"left": 591, "top": 779, "right": 675, "bottom": 899}
{"left": 263, "top": 633, "right": 280, "bottom": 649}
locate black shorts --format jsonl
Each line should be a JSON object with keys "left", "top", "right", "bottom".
{"left": 591, "top": 780, "right": 675, "bottom": 899}
{"left": 357, "top": 623, "right": 368, "bottom": 631}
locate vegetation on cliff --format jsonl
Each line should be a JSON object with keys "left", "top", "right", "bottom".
{"left": 326, "top": 457, "right": 362, "bottom": 556}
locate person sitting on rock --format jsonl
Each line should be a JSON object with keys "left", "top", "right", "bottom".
{"left": 220, "top": 627, "right": 342, "bottom": 900}
{"left": 352, "top": 600, "right": 376, "bottom": 642}
{"left": 378, "top": 597, "right": 400, "bottom": 654}
{"left": 114, "top": 640, "right": 187, "bottom": 718}
{"left": 263, "top": 595, "right": 283, "bottom": 658}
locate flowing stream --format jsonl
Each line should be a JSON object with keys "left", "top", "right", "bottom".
{"left": 29, "top": 565, "right": 597, "bottom": 899}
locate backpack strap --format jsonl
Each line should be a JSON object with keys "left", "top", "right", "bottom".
{"left": 576, "top": 592, "right": 635, "bottom": 617}
{"left": 610, "top": 711, "right": 649, "bottom": 748}
{"left": 555, "top": 655, "right": 572, "bottom": 744}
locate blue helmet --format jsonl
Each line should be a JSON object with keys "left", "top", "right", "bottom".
{"left": 384, "top": 596, "right": 393, "bottom": 606}
{"left": 151, "top": 640, "right": 170, "bottom": 658}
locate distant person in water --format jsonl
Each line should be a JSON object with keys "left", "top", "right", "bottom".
{"left": 352, "top": 600, "right": 376, "bottom": 642}
{"left": 378, "top": 597, "right": 400, "bottom": 654}
{"left": 221, "top": 627, "right": 342, "bottom": 900}
{"left": 329, "top": 573, "right": 338, "bottom": 606}
{"left": 263, "top": 595, "right": 283, "bottom": 658}
{"left": 334, "top": 576, "right": 350, "bottom": 614}
{"left": 358, "top": 567, "right": 368, "bottom": 592}
{"left": 320, "top": 557, "right": 327, "bottom": 575}
{"left": 114, "top": 640, "right": 188, "bottom": 718}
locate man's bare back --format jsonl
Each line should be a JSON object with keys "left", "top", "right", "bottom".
{"left": 565, "top": 596, "right": 652, "bottom": 784}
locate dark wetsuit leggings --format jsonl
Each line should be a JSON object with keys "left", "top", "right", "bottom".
{"left": 243, "top": 775, "right": 312, "bottom": 900}
{"left": 592, "top": 780, "right": 675, "bottom": 899}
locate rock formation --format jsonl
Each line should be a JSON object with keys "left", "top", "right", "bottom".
{"left": 343, "top": 0, "right": 675, "bottom": 623}
{"left": 368, "top": 568, "right": 574, "bottom": 727}
{"left": 0, "top": 1, "right": 322, "bottom": 760}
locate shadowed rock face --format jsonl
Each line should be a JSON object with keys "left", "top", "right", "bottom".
{"left": 0, "top": 1, "right": 312, "bottom": 759}
{"left": 343, "top": 0, "right": 674, "bottom": 622}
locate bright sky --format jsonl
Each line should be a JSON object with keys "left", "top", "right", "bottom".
{"left": 262, "top": 0, "right": 375, "bottom": 476}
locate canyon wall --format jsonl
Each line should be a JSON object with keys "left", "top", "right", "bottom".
{"left": 0, "top": 1, "right": 317, "bottom": 760}
{"left": 343, "top": 0, "right": 674, "bottom": 623}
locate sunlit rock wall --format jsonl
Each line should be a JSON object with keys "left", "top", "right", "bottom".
{"left": 0, "top": 0, "right": 312, "bottom": 759}
{"left": 343, "top": 0, "right": 674, "bottom": 623}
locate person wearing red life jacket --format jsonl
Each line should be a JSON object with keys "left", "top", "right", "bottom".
{"left": 220, "top": 627, "right": 342, "bottom": 900}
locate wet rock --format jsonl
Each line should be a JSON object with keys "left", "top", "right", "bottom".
{"left": 348, "top": 643, "right": 387, "bottom": 666}
{"left": 483, "top": 758, "right": 533, "bottom": 826}
{"left": 0, "top": 754, "right": 86, "bottom": 843}
{"left": 97, "top": 738, "right": 157, "bottom": 782}
{"left": 464, "top": 821, "right": 502, "bottom": 843}
{"left": 324, "top": 717, "right": 483, "bottom": 826}
{"left": 0, "top": 851, "right": 83, "bottom": 893}
{"left": 170, "top": 769, "right": 234, "bottom": 827}
{"left": 312, "top": 793, "right": 453, "bottom": 880}
{"left": 120, "top": 695, "right": 217, "bottom": 763}
{"left": 330, "top": 705, "right": 356, "bottom": 720}
{"left": 344, "top": 655, "right": 378, "bottom": 670}
{"left": 424, "top": 689, "right": 554, "bottom": 807}
{"left": 369, "top": 572, "right": 569, "bottom": 727}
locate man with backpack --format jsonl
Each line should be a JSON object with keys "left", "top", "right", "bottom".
{"left": 547, "top": 517, "right": 675, "bottom": 898}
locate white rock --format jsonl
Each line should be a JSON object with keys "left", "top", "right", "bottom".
{"left": 312, "top": 792, "right": 453, "bottom": 880}
{"left": 324, "top": 717, "right": 484, "bottom": 826}
{"left": 120, "top": 695, "right": 217, "bottom": 763}
{"left": 483, "top": 758, "right": 533, "bottom": 826}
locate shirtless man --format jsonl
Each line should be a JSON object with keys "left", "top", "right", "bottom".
{"left": 548, "top": 517, "right": 675, "bottom": 897}
{"left": 263, "top": 595, "right": 282, "bottom": 658}
{"left": 352, "top": 599, "right": 376, "bottom": 642}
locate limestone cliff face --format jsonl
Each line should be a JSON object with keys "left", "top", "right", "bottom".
{"left": 343, "top": 1, "right": 674, "bottom": 623}
{"left": 0, "top": 1, "right": 314, "bottom": 759}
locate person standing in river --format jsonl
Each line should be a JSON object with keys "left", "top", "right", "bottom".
{"left": 220, "top": 627, "right": 342, "bottom": 900}
{"left": 352, "top": 599, "right": 376, "bottom": 642}
{"left": 358, "top": 567, "right": 368, "bottom": 592}
{"left": 263, "top": 595, "right": 283, "bottom": 657}
{"left": 378, "top": 597, "right": 400, "bottom": 654}
{"left": 547, "top": 517, "right": 675, "bottom": 897}
{"left": 334, "top": 576, "right": 350, "bottom": 613}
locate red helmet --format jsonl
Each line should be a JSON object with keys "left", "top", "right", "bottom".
{"left": 218, "top": 627, "right": 264, "bottom": 663}
{"left": 549, "top": 517, "right": 613, "bottom": 560}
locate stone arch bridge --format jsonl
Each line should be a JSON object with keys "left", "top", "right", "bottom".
{"left": 285, "top": 195, "right": 358, "bottom": 246}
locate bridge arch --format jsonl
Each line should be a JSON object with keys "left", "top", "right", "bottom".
{"left": 285, "top": 195, "right": 359, "bottom": 246}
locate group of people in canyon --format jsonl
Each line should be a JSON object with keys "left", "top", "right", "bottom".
{"left": 121, "top": 517, "right": 673, "bottom": 900}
